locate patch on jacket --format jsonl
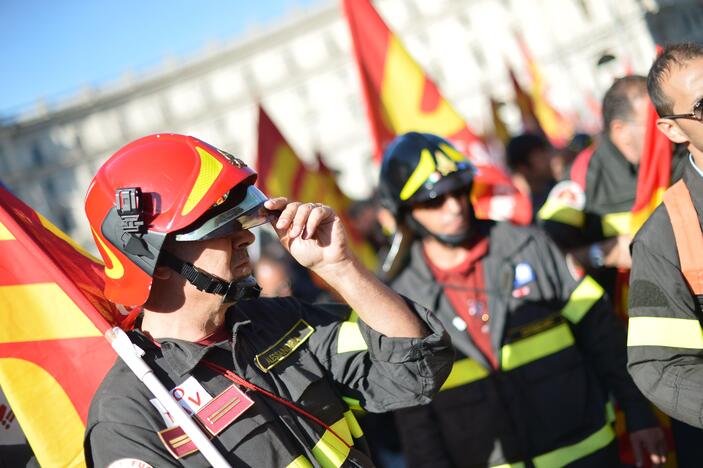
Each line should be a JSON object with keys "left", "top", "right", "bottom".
{"left": 505, "top": 314, "right": 563, "bottom": 343}
{"left": 255, "top": 319, "right": 314, "bottom": 372}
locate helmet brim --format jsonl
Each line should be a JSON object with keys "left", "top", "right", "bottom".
{"left": 174, "top": 185, "right": 273, "bottom": 241}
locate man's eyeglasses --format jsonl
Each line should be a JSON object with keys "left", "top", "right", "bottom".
{"left": 660, "top": 98, "right": 703, "bottom": 122}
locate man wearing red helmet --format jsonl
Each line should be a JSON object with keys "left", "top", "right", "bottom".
{"left": 82, "top": 134, "right": 452, "bottom": 467}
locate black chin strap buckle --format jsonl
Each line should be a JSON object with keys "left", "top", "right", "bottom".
{"left": 223, "top": 276, "right": 262, "bottom": 303}
{"left": 159, "top": 251, "right": 261, "bottom": 304}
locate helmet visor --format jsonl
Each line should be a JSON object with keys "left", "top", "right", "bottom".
{"left": 174, "top": 185, "right": 273, "bottom": 241}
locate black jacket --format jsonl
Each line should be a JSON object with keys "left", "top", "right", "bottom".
{"left": 84, "top": 296, "right": 452, "bottom": 467}
{"left": 391, "top": 222, "right": 656, "bottom": 468}
{"left": 628, "top": 161, "right": 703, "bottom": 429}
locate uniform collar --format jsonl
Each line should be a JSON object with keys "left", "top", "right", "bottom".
{"left": 598, "top": 135, "right": 638, "bottom": 174}
{"left": 131, "top": 307, "right": 252, "bottom": 377}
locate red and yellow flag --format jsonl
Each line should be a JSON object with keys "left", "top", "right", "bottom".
{"left": 0, "top": 187, "right": 119, "bottom": 466}
{"left": 255, "top": 105, "right": 378, "bottom": 270}
{"left": 515, "top": 36, "right": 574, "bottom": 147}
{"left": 342, "top": 0, "right": 531, "bottom": 225}
{"left": 630, "top": 96, "right": 673, "bottom": 234}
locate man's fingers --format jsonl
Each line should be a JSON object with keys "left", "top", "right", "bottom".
{"left": 274, "top": 201, "right": 301, "bottom": 231}
{"left": 289, "top": 203, "right": 316, "bottom": 238}
{"left": 305, "top": 205, "right": 333, "bottom": 239}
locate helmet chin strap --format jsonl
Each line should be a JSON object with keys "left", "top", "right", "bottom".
{"left": 159, "top": 251, "right": 261, "bottom": 304}
{"left": 405, "top": 215, "right": 473, "bottom": 247}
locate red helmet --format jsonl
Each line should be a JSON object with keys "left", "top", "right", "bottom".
{"left": 85, "top": 134, "right": 270, "bottom": 306}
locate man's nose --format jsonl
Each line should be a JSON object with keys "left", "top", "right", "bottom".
{"left": 232, "top": 229, "right": 255, "bottom": 249}
{"left": 443, "top": 193, "right": 465, "bottom": 213}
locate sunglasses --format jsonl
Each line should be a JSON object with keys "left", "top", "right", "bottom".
{"left": 660, "top": 98, "right": 703, "bottom": 122}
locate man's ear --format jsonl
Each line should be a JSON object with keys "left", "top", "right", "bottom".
{"left": 656, "top": 118, "right": 689, "bottom": 144}
{"left": 153, "top": 265, "right": 172, "bottom": 280}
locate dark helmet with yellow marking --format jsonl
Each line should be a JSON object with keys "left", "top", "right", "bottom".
{"left": 379, "top": 132, "right": 476, "bottom": 218}
{"left": 85, "top": 134, "right": 270, "bottom": 307}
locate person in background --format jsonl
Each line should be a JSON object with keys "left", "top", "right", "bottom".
{"left": 379, "top": 131, "right": 666, "bottom": 468}
{"left": 506, "top": 132, "right": 556, "bottom": 216}
{"left": 538, "top": 75, "right": 686, "bottom": 299}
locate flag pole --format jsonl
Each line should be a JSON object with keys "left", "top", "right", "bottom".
{"left": 105, "top": 327, "right": 231, "bottom": 468}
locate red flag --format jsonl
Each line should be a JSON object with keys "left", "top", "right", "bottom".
{"left": 256, "top": 105, "right": 378, "bottom": 270}
{"left": 0, "top": 187, "right": 119, "bottom": 466}
{"left": 342, "top": 0, "right": 531, "bottom": 224}
{"left": 631, "top": 57, "right": 673, "bottom": 233}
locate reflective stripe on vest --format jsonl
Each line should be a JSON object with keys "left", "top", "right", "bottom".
{"left": 287, "top": 455, "right": 314, "bottom": 468}
{"left": 489, "top": 421, "right": 614, "bottom": 468}
{"left": 311, "top": 411, "right": 364, "bottom": 468}
{"left": 628, "top": 317, "right": 703, "bottom": 349}
{"left": 601, "top": 212, "right": 631, "bottom": 237}
{"left": 337, "top": 321, "right": 368, "bottom": 353}
{"left": 440, "top": 357, "right": 490, "bottom": 391}
{"left": 561, "top": 276, "right": 604, "bottom": 324}
{"left": 663, "top": 179, "right": 703, "bottom": 294}
{"left": 501, "top": 323, "right": 575, "bottom": 371}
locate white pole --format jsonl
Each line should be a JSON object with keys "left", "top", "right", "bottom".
{"left": 105, "top": 327, "right": 231, "bottom": 468}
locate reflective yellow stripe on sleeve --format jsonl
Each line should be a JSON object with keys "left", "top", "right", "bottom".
{"left": 337, "top": 321, "right": 368, "bottom": 353}
{"left": 601, "top": 212, "right": 632, "bottom": 237}
{"left": 312, "top": 416, "right": 354, "bottom": 468}
{"left": 501, "top": 323, "right": 575, "bottom": 371}
{"left": 343, "top": 410, "right": 364, "bottom": 439}
{"left": 537, "top": 198, "right": 585, "bottom": 227}
{"left": 561, "top": 276, "right": 604, "bottom": 324}
{"left": 532, "top": 422, "right": 615, "bottom": 467}
{"left": 440, "top": 357, "right": 489, "bottom": 391}
{"left": 342, "top": 396, "right": 364, "bottom": 414}
{"left": 287, "top": 455, "right": 314, "bottom": 468}
{"left": 628, "top": 317, "right": 703, "bottom": 349}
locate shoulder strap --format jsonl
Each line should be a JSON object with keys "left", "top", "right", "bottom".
{"left": 663, "top": 179, "right": 703, "bottom": 294}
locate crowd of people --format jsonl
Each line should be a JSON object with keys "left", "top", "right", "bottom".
{"left": 50, "top": 41, "right": 703, "bottom": 467}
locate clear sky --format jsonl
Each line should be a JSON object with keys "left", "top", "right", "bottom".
{"left": 0, "top": 0, "right": 326, "bottom": 117}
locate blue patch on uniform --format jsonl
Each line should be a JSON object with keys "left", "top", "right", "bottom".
{"left": 513, "top": 262, "right": 535, "bottom": 288}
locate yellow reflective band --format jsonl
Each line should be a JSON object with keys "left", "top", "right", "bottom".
{"left": 627, "top": 317, "right": 703, "bottom": 349}
{"left": 0, "top": 221, "right": 15, "bottom": 240}
{"left": 491, "top": 463, "right": 525, "bottom": 468}
{"left": 312, "top": 417, "right": 353, "bottom": 468}
{"left": 342, "top": 396, "right": 365, "bottom": 414}
{"left": 561, "top": 276, "right": 604, "bottom": 324}
{"left": 501, "top": 323, "right": 575, "bottom": 371}
{"left": 337, "top": 321, "right": 368, "bottom": 354}
{"left": 438, "top": 143, "right": 467, "bottom": 162}
{"left": 400, "top": 148, "right": 435, "bottom": 201}
{"left": 602, "top": 212, "right": 632, "bottom": 237}
{"left": 532, "top": 423, "right": 615, "bottom": 468}
{"left": 347, "top": 310, "right": 359, "bottom": 323}
{"left": 182, "top": 147, "right": 224, "bottom": 216}
{"left": 537, "top": 198, "right": 585, "bottom": 227}
{"left": 343, "top": 410, "right": 364, "bottom": 439}
{"left": 606, "top": 400, "right": 616, "bottom": 424}
{"left": 286, "top": 455, "right": 313, "bottom": 468}
{"left": 440, "top": 357, "right": 489, "bottom": 391}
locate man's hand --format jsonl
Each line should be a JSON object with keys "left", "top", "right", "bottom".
{"left": 264, "top": 197, "right": 428, "bottom": 338}
{"left": 264, "top": 198, "right": 351, "bottom": 274}
{"left": 629, "top": 427, "right": 668, "bottom": 467}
